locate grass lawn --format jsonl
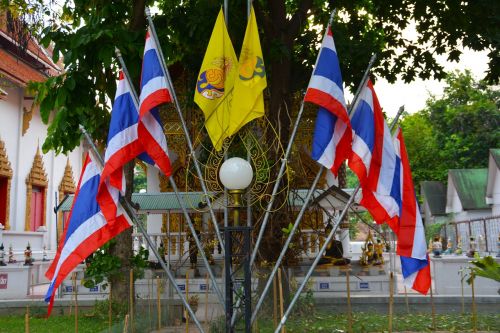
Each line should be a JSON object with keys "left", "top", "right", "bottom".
{"left": 253, "top": 313, "right": 500, "bottom": 333}
{"left": 0, "top": 312, "right": 498, "bottom": 332}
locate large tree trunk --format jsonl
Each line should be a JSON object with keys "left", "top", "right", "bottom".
{"left": 109, "top": 0, "right": 147, "bottom": 304}
{"left": 109, "top": 161, "right": 135, "bottom": 304}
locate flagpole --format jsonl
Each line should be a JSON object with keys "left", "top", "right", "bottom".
{"left": 113, "top": 48, "right": 226, "bottom": 309}
{"left": 249, "top": 9, "right": 337, "bottom": 268}
{"left": 145, "top": 8, "right": 226, "bottom": 253}
{"left": 249, "top": 52, "right": 377, "bottom": 325}
{"left": 274, "top": 106, "right": 405, "bottom": 333}
{"left": 79, "top": 126, "right": 207, "bottom": 333}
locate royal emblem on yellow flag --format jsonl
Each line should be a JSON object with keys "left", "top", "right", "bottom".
{"left": 194, "top": 9, "right": 238, "bottom": 151}
{"left": 228, "top": 6, "right": 267, "bottom": 137}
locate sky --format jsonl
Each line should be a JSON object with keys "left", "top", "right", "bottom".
{"left": 373, "top": 48, "right": 490, "bottom": 118}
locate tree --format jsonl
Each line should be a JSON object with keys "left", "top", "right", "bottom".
{"left": 401, "top": 70, "right": 500, "bottom": 184}
{"left": 5, "top": 0, "right": 498, "bottom": 300}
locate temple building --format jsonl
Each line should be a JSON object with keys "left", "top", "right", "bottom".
{"left": 0, "top": 12, "right": 83, "bottom": 260}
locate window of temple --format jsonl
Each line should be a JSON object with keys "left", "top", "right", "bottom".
{"left": 0, "top": 139, "right": 13, "bottom": 230}
{"left": 25, "top": 147, "right": 48, "bottom": 231}
{"left": 30, "top": 185, "right": 44, "bottom": 231}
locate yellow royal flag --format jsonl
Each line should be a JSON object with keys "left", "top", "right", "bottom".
{"left": 194, "top": 9, "right": 238, "bottom": 151}
{"left": 228, "top": 6, "right": 267, "bottom": 137}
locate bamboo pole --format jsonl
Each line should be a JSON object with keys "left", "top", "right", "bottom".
{"left": 186, "top": 271, "right": 189, "bottom": 333}
{"left": 404, "top": 286, "right": 410, "bottom": 314}
{"left": 277, "top": 268, "right": 285, "bottom": 333}
{"left": 73, "top": 272, "right": 78, "bottom": 333}
{"left": 25, "top": 306, "right": 29, "bottom": 333}
{"left": 430, "top": 279, "right": 436, "bottom": 331}
{"left": 129, "top": 269, "right": 134, "bottom": 333}
{"left": 346, "top": 269, "right": 352, "bottom": 333}
{"left": 205, "top": 273, "right": 209, "bottom": 323}
{"left": 273, "top": 275, "right": 278, "bottom": 329}
{"left": 471, "top": 273, "right": 477, "bottom": 333}
{"left": 388, "top": 272, "right": 394, "bottom": 333}
{"left": 123, "top": 314, "right": 129, "bottom": 333}
{"left": 148, "top": 278, "right": 152, "bottom": 331}
{"left": 157, "top": 277, "right": 161, "bottom": 331}
{"left": 460, "top": 269, "right": 465, "bottom": 315}
{"left": 109, "top": 283, "right": 112, "bottom": 333}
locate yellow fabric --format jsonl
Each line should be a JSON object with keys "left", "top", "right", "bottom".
{"left": 194, "top": 8, "right": 238, "bottom": 151}
{"left": 229, "top": 6, "right": 267, "bottom": 136}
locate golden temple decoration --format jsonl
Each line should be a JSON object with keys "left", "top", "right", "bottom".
{"left": 22, "top": 104, "right": 35, "bottom": 136}
{"left": 0, "top": 139, "right": 13, "bottom": 229}
{"left": 57, "top": 158, "right": 76, "bottom": 239}
{"left": 24, "top": 146, "right": 48, "bottom": 231}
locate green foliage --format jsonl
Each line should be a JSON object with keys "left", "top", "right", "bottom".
{"left": 82, "top": 239, "right": 149, "bottom": 290}
{"left": 424, "top": 221, "right": 446, "bottom": 242}
{"left": 466, "top": 255, "right": 500, "bottom": 285}
{"left": 133, "top": 166, "right": 147, "bottom": 192}
{"left": 401, "top": 71, "right": 500, "bottom": 184}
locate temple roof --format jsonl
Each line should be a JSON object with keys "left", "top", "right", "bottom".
{"left": 448, "top": 169, "right": 489, "bottom": 210}
{"left": 420, "top": 181, "right": 447, "bottom": 216}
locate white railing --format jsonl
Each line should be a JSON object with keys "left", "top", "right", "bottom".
{"left": 133, "top": 229, "right": 328, "bottom": 263}
{"left": 132, "top": 231, "right": 224, "bottom": 262}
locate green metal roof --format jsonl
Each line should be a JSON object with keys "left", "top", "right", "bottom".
{"left": 449, "top": 169, "right": 489, "bottom": 210}
{"left": 59, "top": 192, "right": 213, "bottom": 212}
{"left": 490, "top": 149, "right": 500, "bottom": 169}
{"left": 59, "top": 188, "right": 358, "bottom": 212}
{"left": 420, "top": 181, "right": 447, "bottom": 215}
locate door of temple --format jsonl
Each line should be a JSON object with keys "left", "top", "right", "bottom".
{"left": 0, "top": 176, "right": 7, "bottom": 227}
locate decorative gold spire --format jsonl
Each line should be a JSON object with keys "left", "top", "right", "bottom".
{"left": 0, "top": 138, "right": 13, "bottom": 230}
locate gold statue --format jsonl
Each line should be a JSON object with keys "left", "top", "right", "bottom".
{"left": 373, "top": 238, "right": 385, "bottom": 265}
{"left": 318, "top": 224, "right": 350, "bottom": 266}
{"left": 360, "top": 231, "right": 376, "bottom": 266}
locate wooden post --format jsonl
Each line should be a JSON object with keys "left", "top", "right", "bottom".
{"left": 277, "top": 268, "right": 285, "bottom": 333}
{"left": 148, "top": 278, "right": 152, "bottom": 331}
{"left": 430, "top": 279, "right": 436, "bottom": 331}
{"left": 123, "top": 314, "right": 129, "bottom": 333}
{"left": 273, "top": 274, "right": 278, "bottom": 329}
{"left": 109, "top": 283, "right": 112, "bottom": 333}
{"left": 185, "top": 271, "right": 190, "bottom": 333}
{"left": 25, "top": 306, "right": 29, "bottom": 333}
{"left": 73, "top": 272, "right": 78, "bottom": 333}
{"left": 346, "top": 269, "right": 352, "bottom": 333}
{"left": 129, "top": 269, "right": 134, "bottom": 333}
{"left": 205, "top": 273, "right": 209, "bottom": 323}
{"left": 157, "top": 277, "right": 161, "bottom": 330}
{"left": 404, "top": 286, "right": 410, "bottom": 314}
{"left": 388, "top": 272, "right": 393, "bottom": 333}
{"left": 460, "top": 269, "right": 465, "bottom": 315}
{"left": 471, "top": 273, "right": 477, "bottom": 333}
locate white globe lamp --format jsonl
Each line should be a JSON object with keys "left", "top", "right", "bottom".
{"left": 219, "top": 157, "right": 253, "bottom": 190}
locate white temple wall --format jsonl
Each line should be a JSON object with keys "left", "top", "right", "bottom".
{"left": 0, "top": 83, "right": 83, "bottom": 256}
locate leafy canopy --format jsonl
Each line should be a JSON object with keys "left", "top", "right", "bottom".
{"left": 401, "top": 70, "right": 500, "bottom": 184}
{"left": 2, "top": 0, "right": 496, "bottom": 155}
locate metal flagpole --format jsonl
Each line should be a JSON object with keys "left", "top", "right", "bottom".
{"left": 249, "top": 9, "right": 337, "bottom": 268}
{"left": 114, "top": 49, "right": 226, "bottom": 309}
{"left": 79, "top": 126, "right": 206, "bottom": 333}
{"left": 274, "top": 106, "right": 405, "bottom": 333}
{"left": 250, "top": 53, "right": 377, "bottom": 324}
{"left": 145, "top": 8, "right": 226, "bottom": 252}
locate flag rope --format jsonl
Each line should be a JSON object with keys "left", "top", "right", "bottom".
{"left": 273, "top": 105, "right": 405, "bottom": 333}
{"left": 112, "top": 48, "right": 226, "bottom": 310}
{"left": 79, "top": 125, "right": 207, "bottom": 333}
{"left": 145, "top": 7, "right": 226, "bottom": 254}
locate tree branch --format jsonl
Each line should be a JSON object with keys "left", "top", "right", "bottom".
{"left": 287, "top": 0, "right": 313, "bottom": 39}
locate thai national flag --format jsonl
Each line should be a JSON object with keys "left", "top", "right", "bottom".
{"left": 45, "top": 153, "right": 131, "bottom": 316}
{"left": 393, "top": 127, "right": 431, "bottom": 294}
{"left": 138, "top": 27, "right": 172, "bottom": 177}
{"left": 101, "top": 71, "right": 145, "bottom": 193}
{"left": 305, "top": 26, "right": 352, "bottom": 176}
{"left": 348, "top": 80, "right": 401, "bottom": 231}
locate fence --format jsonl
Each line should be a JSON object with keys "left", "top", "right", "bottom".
{"left": 441, "top": 215, "right": 500, "bottom": 255}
